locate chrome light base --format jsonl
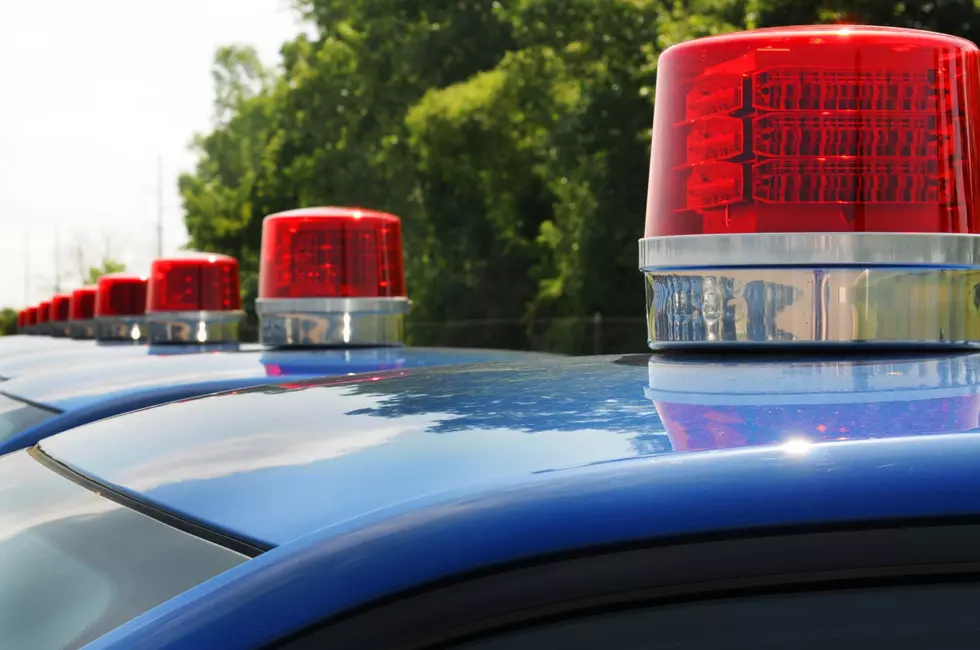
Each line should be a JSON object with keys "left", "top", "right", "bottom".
{"left": 640, "top": 233, "right": 980, "bottom": 349}
{"left": 69, "top": 320, "right": 96, "bottom": 340}
{"left": 146, "top": 311, "right": 245, "bottom": 344}
{"left": 95, "top": 316, "right": 147, "bottom": 343}
{"left": 256, "top": 297, "right": 410, "bottom": 347}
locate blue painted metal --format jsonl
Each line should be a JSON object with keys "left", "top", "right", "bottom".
{"left": 0, "top": 347, "right": 555, "bottom": 454}
{"left": 82, "top": 432, "right": 980, "bottom": 650}
{"left": 42, "top": 353, "right": 980, "bottom": 548}
{"left": 0, "top": 335, "right": 82, "bottom": 359}
{"left": 0, "top": 341, "right": 256, "bottom": 379}
{"left": 41, "top": 352, "right": 980, "bottom": 648}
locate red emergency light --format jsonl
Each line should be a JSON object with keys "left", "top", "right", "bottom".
{"left": 639, "top": 25, "right": 980, "bottom": 349}
{"left": 259, "top": 207, "right": 406, "bottom": 300}
{"left": 94, "top": 274, "right": 148, "bottom": 342}
{"left": 148, "top": 253, "right": 242, "bottom": 312}
{"left": 646, "top": 25, "right": 980, "bottom": 237}
{"left": 69, "top": 286, "right": 97, "bottom": 320}
{"left": 24, "top": 307, "right": 38, "bottom": 330}
{"left": 37, "top": 301, "right": 51, "bottom": 336}
{"left": 255, "top": 206, "right": 410, "bottom": 347}
{"left": 68, "top": 285, "right": 98, "bottom": 339}
{"left": 49, "top": 293, "right": 72, "bottom": 337}
{"left": 145, "top": 253, "right": 244, "bottom": 344}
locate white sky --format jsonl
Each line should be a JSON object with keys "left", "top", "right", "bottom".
{"left": 0, "top": 0, "right": 305, "bottom": 308}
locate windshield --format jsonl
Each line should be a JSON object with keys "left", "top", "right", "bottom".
{"left": 0, "top": 451, "right": 247, "bottom": 649}
{"left": 0, "top": 393, "right": 57, "bottom": 443}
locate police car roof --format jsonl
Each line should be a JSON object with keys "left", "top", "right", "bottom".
{"left": 42, "top": 352, "right": 980, "bottom": 648}
{"left": 0, "top": 341, "right": 184, "bottom": 379}
{"left": 1, "top": 345, "right": 552, "bottom": 411}
{"left": 39, "top": 352, "right": 980, "bottom": 550}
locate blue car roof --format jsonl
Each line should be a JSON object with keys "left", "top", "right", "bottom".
{"left": 0, "top": 340, "right": 262, "bottom": 379}
{"left": 2, "top": 345, "right": 554, "bottom": 411}
{"left": 41, "top": 352, "right": 980, "bottom": 551}
{"left": 46, "top": 351, "right": 980, "bottom": 649}
{"left": 0, "top": 336, "right": 85, "bottom": 357}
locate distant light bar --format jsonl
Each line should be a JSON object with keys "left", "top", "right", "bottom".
{"left": 36, "top": 300, "right": 52, "bottom": 336}
{"left": 95, "top": 274, "right": 148, "bottom": 342}
{"left": 49, "top": 293, "right": 72, "bottom": 338}
{"left": 146, "top": 253, "right": 245, "bottom": 344}
{"left": 640, "top": 25, "right": 980, "bottom": 348}
{"left": 255, "top": 206, "right": 409, "bottom": 347}
{"left": 23, "top": 306, "right": 38, "bottom": 334}
{"left": 69, "top": 286, "right": 98, "bottom": 340}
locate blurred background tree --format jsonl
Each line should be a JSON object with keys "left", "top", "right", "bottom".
{"left": 177, "top": 0, "right": 980, "bottom": 353}
{"left": 0, "top": 308, "right": 17, "bottom": 335}
{"left": 84, "top": 259, "right": 126, "bottom": 285}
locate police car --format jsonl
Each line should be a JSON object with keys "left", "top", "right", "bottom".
{"left": 5, "top": 24, "right": 979, "bottom": 649}
{"left": 0, "top": 208, "right": 552, "bottom": 454}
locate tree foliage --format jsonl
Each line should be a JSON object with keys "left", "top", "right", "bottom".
{"left": 180, "top": 0, "right": 980, "bottom": 353}
{"left": 84, "top": 259, "right": 126, "bottom": 285}
{"left": 0, "top": 308, "right": 16, "bottom": 336}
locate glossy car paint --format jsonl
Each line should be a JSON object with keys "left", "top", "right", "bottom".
{"left": 0, "top": 341, "right": 257, "bottom": 380}
{"left": 0, "top": 335, "right": 83, "bottom": 357}
{"left": 0, "top": 347, "right": 555, "bottom": 454}
{"left": 45, "top": 351, "right": 980, "bottom": 649}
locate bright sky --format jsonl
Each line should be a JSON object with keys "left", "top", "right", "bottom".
{"left": 0, "top": 0, "right": 305, "bottom": 309}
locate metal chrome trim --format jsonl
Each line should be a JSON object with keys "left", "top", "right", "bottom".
{"left": 69, "top": 319, "right": 96, "bottom": 340}
{"left": 95, "top": 316, "right": 147, "bottom": 343}
{"left": 146, "top": 310, "right": 245, "bottom": 344}
{"left": 49, "top": 321, "right": 70, "bottom": 338}
{"left": 256, "top": 297, "right": 410, "bottom": 347}
{"left": 645, "top": 267, "right": 980, "bottom": 348}
{"left": 639, "top": 233, "right": 980, "bottom": 270}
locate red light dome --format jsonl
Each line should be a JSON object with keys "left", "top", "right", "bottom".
{"left": 95, "top": 274, "right": 147, "bottom": 318}
{"left": 646, "top": 25, "right": 980, "bottom": 237}
{"left": 147, "top": 253, "right": 242, "bottom": 313}
{"left": 259, "top": 207, "right": 406, "bottom": 300}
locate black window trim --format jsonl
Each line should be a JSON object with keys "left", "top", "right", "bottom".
{"left": 30, "top": 447, "right": 268, "bottom": 558}
{"left": 274, "top": 519, "right": 980, "bottom": 649}
{"left": 0, "top": 390, "right": 62, "bottom": 415}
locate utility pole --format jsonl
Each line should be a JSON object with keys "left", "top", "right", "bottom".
{"left": 53, "top": 225, "right": 61, "bottom": 293}
{"left": 157, "top": 155, "right": 164, "bottom": 258}
{"left": 24, "top": 231, "right": 30, "bottom": 305}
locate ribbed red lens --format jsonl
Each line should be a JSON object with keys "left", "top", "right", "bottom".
{"left": 50, "top": 294, "right": 72, "bottom": 322}
{"left": 95, "top": 274, "right": 148, "bottom": 317}
{"left": 25, "top": 307, "right": 37, "bottom": 326}
{"left": 259, "top": 207, "right": 406, "bottom": 299}
{"left": 646, "top": 26, "right": 980, "bottom": 236}
{"left": 147, "top": 253, "right": 242, "bottom": 312}
{"left": 69, "top": 286, "right": 97, "bottom": 320}
{"left": 37, "top": 301, "right": 51, "bottom": 324}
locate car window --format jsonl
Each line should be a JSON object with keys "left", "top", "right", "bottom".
{"left": 454, "top": 583, "right": 980, "bottom": 649}
{"left": 0, "top": 392, "right": 57, "bottom": 442}
{"left": 0, "top": 450, "right": 247, "bottom": 650}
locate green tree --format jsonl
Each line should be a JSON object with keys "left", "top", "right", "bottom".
{"left": 0, "top": 308, "right": 18, "bottom": 336}
{"left": 85, "top": 259, "right": 126, "bottom": 285}
{"left": 181, "top": 0, "right": 980, "bottom": 353}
